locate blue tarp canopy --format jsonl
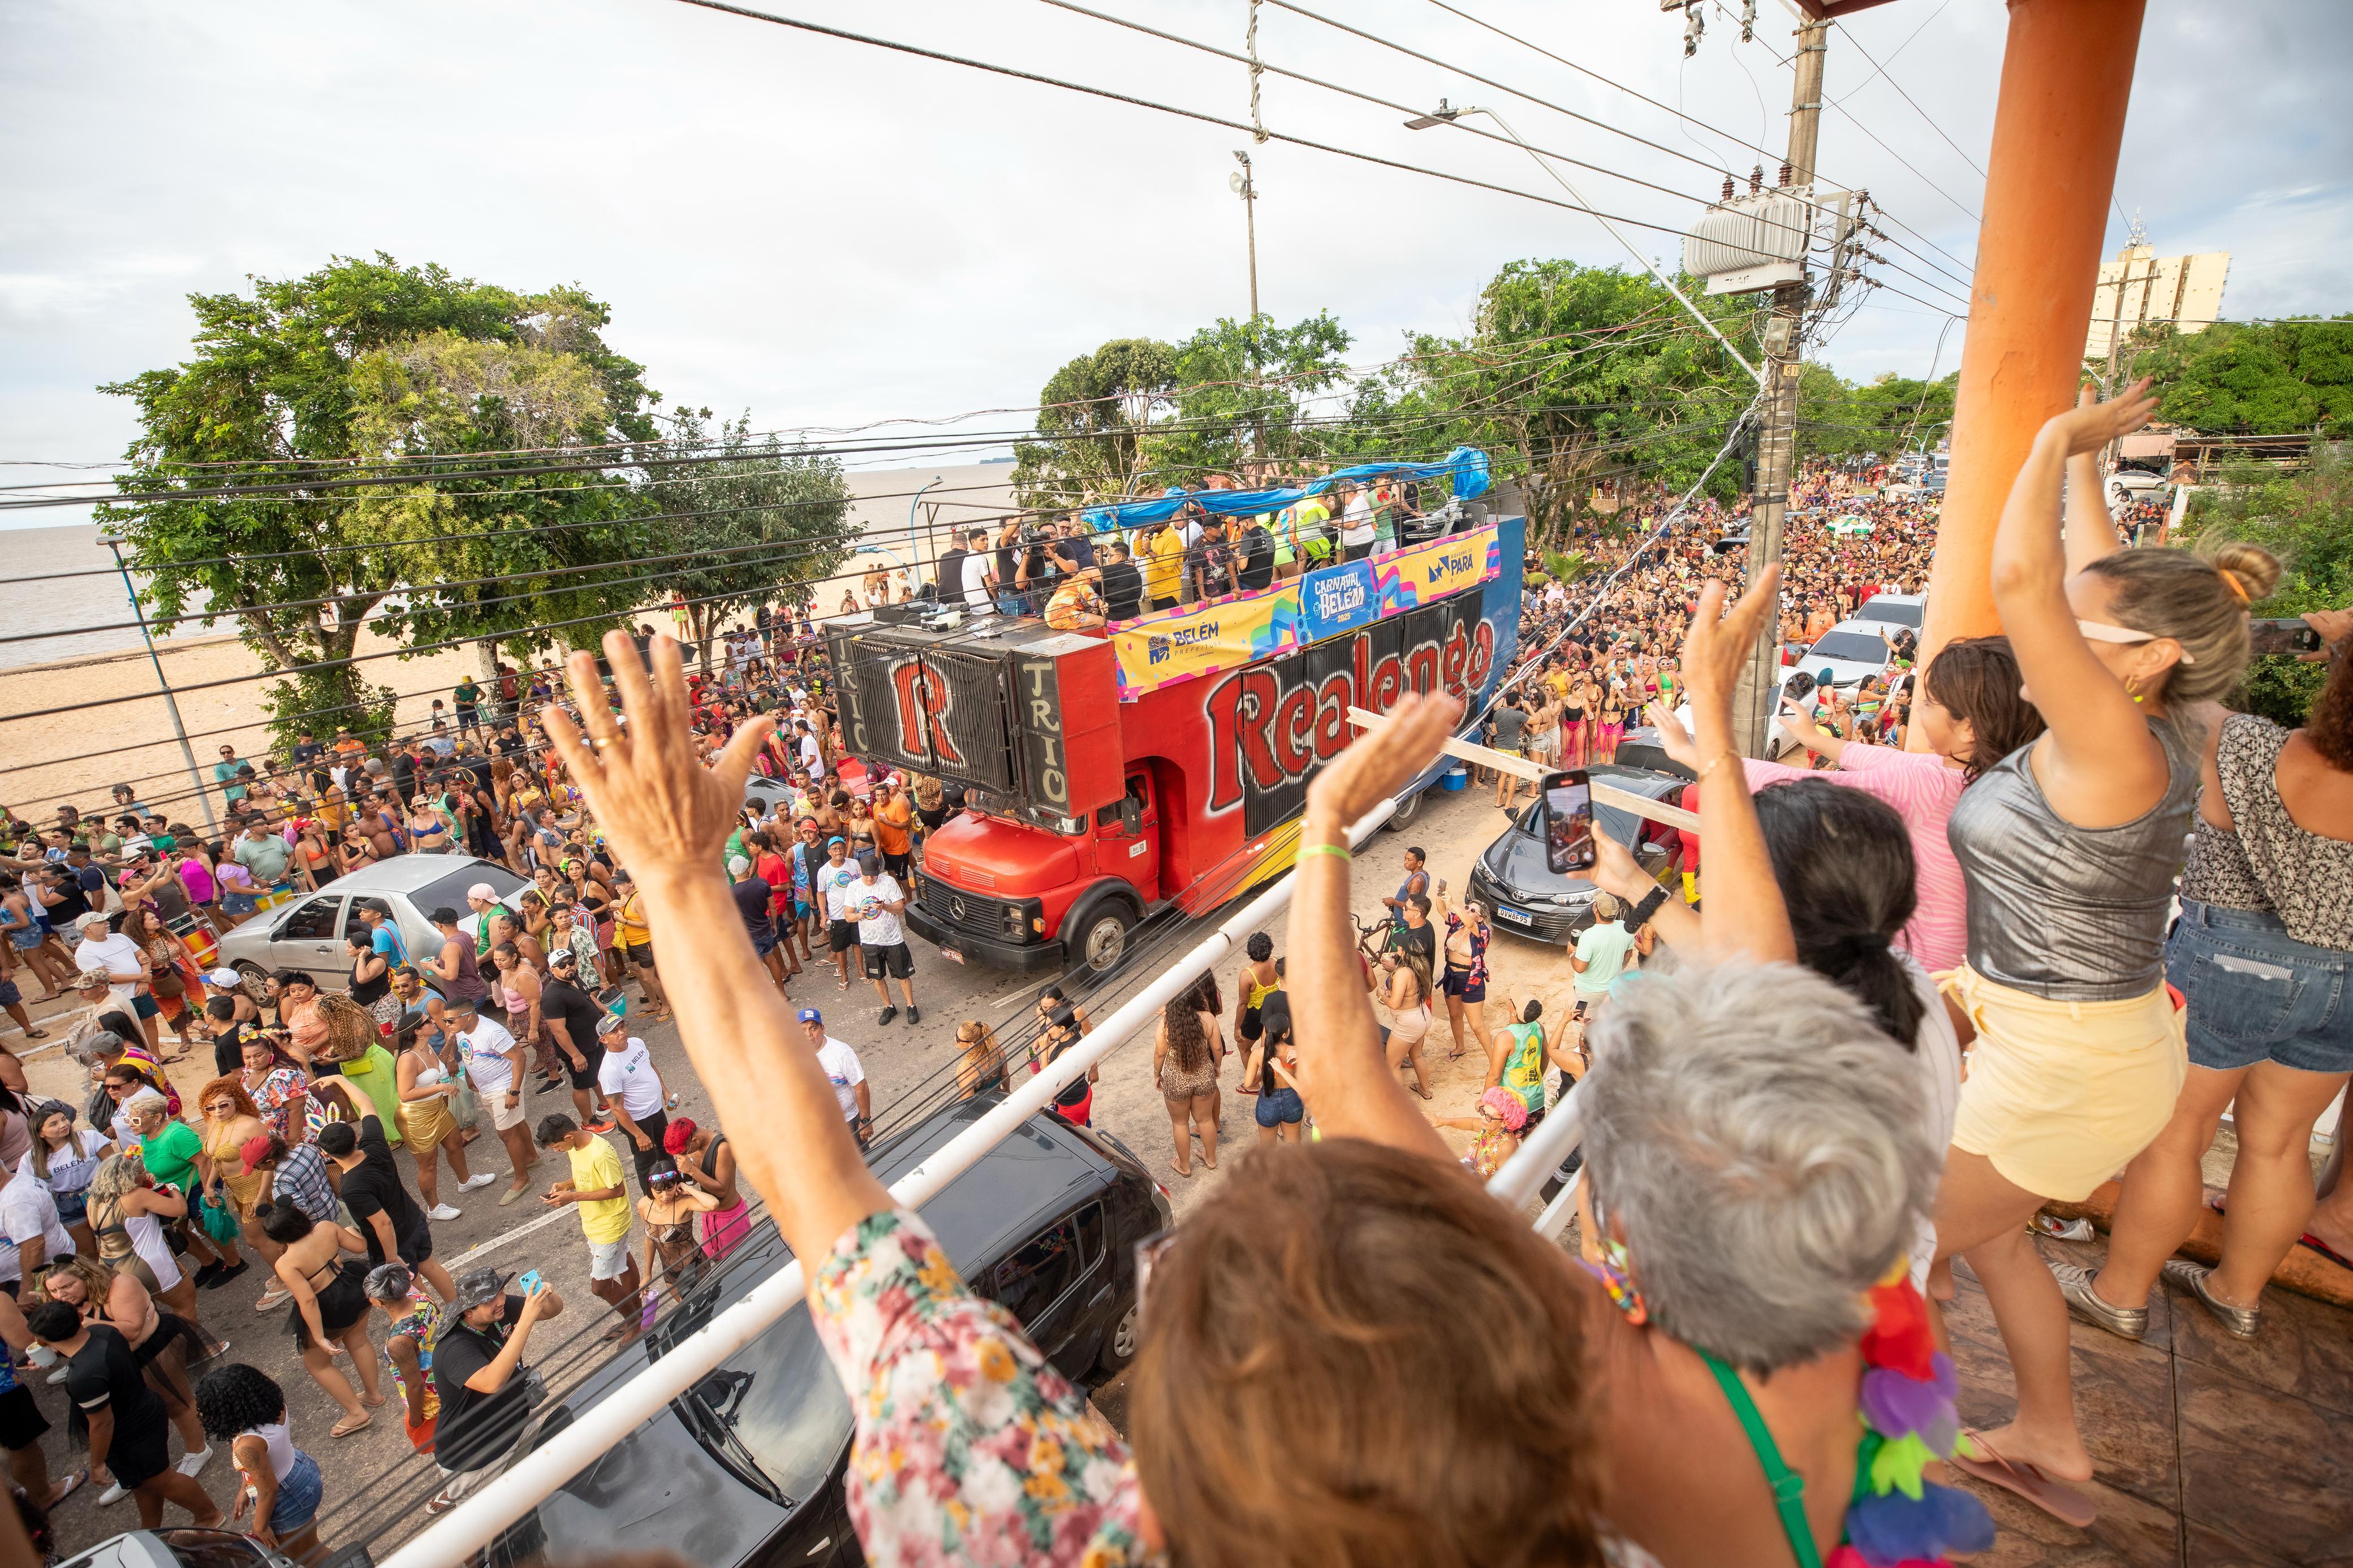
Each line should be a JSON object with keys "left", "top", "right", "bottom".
{"left": 1078, "top": 446, "right": 1490, "bottom": 533}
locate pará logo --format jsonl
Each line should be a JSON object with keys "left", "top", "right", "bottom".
{"left": 1147, "top": 634, "right": 1173, "bottom": 666}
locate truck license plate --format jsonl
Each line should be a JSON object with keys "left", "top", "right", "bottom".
{"left": 1496, "top": 905, "right": 1532, "bottom": 925}
{"left": 940, "top": 946, "right": 966, "bottom": 964}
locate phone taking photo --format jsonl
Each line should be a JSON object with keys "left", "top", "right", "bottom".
{"left": 1542, "top": 768, "right": 1596, "bottom": 876}
{"left": 2248, "top": 618, "right": 2322, "bottom": 657}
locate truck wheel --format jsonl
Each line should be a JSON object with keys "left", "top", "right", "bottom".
{"left": 1073, "top": 902, "right": 1136, "bottom": 975}
{"left": 1384, "top": 785, "right": 1428, "bottom": 831}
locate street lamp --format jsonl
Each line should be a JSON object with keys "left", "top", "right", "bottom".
{"left": 1229, "top": 150, "right": 1260, "bottom": 322}
{"left": 1404, "top": 101, "right": 1760, "bottom": 384}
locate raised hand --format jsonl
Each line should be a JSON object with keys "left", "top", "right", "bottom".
{"left": 2049, "top": 376, "right": 2158, "bottom": 457}
{"left": 1680, "top": 565, "right": 1782, "bottom": 738}
{"left": 537, "top": 631, "right": 777, "bottom": 881}
{"left": 1307, "top": 692, "right": 1465, "bottom": 830}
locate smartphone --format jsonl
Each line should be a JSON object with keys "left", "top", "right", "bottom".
{"left": 1542, "top": 768, "right": 1597, "bottom": 876}
{"left": 1783, "top": 670, "right": 1817, "bottom": 703}
{"left": 2248, "top": 618, "right": 2322, "bottom": 657}
{"left": 518, "top": 1269, "right": 544, "bottom": 1295}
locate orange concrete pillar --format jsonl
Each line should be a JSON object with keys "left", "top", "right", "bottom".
{"left": 1916, "top": 0, "right": 2146, "bottom": 679}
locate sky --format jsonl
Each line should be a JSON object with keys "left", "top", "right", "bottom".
{"left": 3, "top": 0, "right": 2348, "bottom": 527}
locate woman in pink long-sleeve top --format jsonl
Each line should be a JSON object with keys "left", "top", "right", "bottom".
{"left": 1647, "top": 636, "right": 2045, "bottom": 975}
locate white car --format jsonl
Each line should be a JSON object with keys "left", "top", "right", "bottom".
{"left": 1848, "top": 591, "right": 1926, "bottom": 634}
{"left": 1786, "top": 620, "right": 1900, "bottom": 694}
{"left": 2107, "top": 464, "right": 2170, "bottom": 509}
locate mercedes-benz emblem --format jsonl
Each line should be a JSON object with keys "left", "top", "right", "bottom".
{"left": 949, "top": 896, "right": 968, "bottom": 921}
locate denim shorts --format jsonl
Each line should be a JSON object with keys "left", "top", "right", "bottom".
{"left": 2169, "top": 900, "right": 2353, "bottom": 1075}
{"left": 1254, "top": 1087, "right": 1304, "bottom": 1128}
{"left": 269, "top": 1448, "right": 324, "bottom": 1534}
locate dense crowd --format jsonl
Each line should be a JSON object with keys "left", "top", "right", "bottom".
{"left": 1, "top": 382, "right": 2348, "bottom": 1568}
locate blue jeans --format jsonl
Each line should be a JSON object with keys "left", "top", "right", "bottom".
{"left": 1254, "top": 1087, "right": 1304, "bottom": 1128}
{"left": 2168, "top": 900, "right": 2353, "bottom": 1074}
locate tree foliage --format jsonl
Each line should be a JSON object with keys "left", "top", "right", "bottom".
{"left": 1011, "top": 338, "right": 1179, "bottom": 509}
{"left": 2115, "top": 317, "right": 2353, "bottom": 437}
{"left": 1147, "top": 312, "right": 1355, "bottom": 481}
{"left": 97, "top": 254, "right": 661, "bottom": 746}
{"left": 637, "top": 408, "right": 855, "bottom": 670}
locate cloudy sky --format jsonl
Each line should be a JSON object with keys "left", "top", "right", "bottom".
{"left": 3, "top": 0, "right": 2346, "bottom": 516}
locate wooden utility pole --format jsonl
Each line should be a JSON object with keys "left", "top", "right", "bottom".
{"left": 1728, "top": 15, "right": 1829, "bottom": 759}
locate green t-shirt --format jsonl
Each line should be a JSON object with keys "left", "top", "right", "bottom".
{"left": 139, "top": 1120, "right": 204, "bottom": 1191}
{"left": 1499, "top": 1022, "right": 1548, "bottom": 1116}
{"left": 1572, "top": 920, "right": 1637, "bottom": 997}
{"left": 337, "top": 1046, "right": 405, "bottom": 1146}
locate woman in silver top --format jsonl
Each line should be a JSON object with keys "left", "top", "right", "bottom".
{"left": 1933, "top": 379, "right": 2277, "bottom": 1524}
{"left": 2069, "top": 606, "right": 2353, "bottom": 1344}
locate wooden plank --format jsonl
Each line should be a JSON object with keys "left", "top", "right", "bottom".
{"left": 1344, "top": 707, "right": 1702, "bottom": 833}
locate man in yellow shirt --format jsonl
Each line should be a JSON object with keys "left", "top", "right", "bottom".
{"left": 1142, "top": 521, "right": 1185, "bottom": 611}
{"left": 537, "top": 1113, "right": 641, "bottom": 1340}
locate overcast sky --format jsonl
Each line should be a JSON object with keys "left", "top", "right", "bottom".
{"left": 3, "top": 0, "right": 2347, "bottom": 521}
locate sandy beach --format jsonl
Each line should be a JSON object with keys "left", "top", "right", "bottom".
{"left": 2, "top": 462, "right": 1014, "bottom": 824}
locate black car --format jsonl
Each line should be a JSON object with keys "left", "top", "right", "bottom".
{"left": 1466, "top": 763, "right": 1687, "bottom": 944}
{"left": 490, "top": 1097, "right": 1172, "bottom": 1568}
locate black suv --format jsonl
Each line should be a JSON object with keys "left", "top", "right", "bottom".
{"left": 489, "top": 1096, "right": 1171, "bottom": 1568}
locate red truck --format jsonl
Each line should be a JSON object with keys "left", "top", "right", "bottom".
{"left": 828, "top": 513, "right": 1525, "bottom": 974}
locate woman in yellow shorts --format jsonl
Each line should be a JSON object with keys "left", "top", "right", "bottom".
{"left": 1936, "top": 380, "right": 2276, "bottom": 1524}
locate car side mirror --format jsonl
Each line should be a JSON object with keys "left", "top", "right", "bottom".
{"left": 1119, "top": 800, "right": 1142, "bottom": 837}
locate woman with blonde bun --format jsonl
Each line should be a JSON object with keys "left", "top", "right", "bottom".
{"left": 1934, "top": 378, "right": 2281, "bottom": 1525}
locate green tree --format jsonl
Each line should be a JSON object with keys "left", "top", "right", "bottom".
{"left": 1802, "top": 370, "right": 1958, "bottom": 460}
{"left": 2180, "top": 443, "right": 2353, "bottom": 724}
{"left": 96, "top": 254, "right": 661, "bottom": 748}
{"left": 1395, "top": 260, "right": 1761, "bottom": 543}
{"left": 1144, "top": 312, "right": 1355, "bottom": 480}
{"left": 1010, "top": 338, "right": 1178, "bottom": 509}
{"left": 637, "top": 408, "right": 855, "bottom": 671}
{"left": 2113, "top": 317, "right": 2353, "bottom": 436}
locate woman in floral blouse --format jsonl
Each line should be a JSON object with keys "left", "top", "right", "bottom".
{"left": 536, "top": 631, "right": 1625, "bottom": 1568}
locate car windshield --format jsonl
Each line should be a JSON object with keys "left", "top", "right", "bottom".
{"left": 1852, "top": 599, "right": 1923, "bottom": 628}
{"left": 689, "top": 1299, "right": 851, "bottom": 1503}
{"left": 411, "top": 862, "right": 527, "bottom": 914}
{"left": 1807, "top": 630, "right": 1890, "bottom": 664}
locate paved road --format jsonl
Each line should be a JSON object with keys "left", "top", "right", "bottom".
{"left": 23, "top": 776, "right": 1556, "bottom": 1560}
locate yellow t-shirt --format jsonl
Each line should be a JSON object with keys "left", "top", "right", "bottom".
{"left": 1144, "top": 528, "right": 1185, "bottom": 604}
{"left": 567, "top": 1137, "right": 632, "bottom": 1243}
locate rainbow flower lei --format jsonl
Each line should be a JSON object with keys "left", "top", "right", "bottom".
{"left": 1831, "top": 1265, "right": 1996, "bottom": 1568}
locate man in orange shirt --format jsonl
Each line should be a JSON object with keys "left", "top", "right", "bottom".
{"left": 872, "top": 781, "right": 916, "bottom": 880}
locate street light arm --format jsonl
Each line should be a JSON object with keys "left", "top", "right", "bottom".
{"left": 1443, "top": 106, "right": 1764, "bottom": 386}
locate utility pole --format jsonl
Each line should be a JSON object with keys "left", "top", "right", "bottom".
{"left": 100, "top": 534, "right": 220, "bottom": 836}
{"left": 1728, "top": 15, "right": 1829, "bottom": 761}
{"left": 1230, "top": 150, "right": 1260, "bottom": 321}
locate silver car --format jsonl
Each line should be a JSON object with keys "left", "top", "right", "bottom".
{"left": 212, "top": 855, "right": 529, "bottom": 990}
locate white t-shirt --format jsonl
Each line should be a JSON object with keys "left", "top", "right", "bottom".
{"left": 0, "top": 1158, "right": 74, "bottom": 1285}
{"left": 460, "top": 1017, "right": 521, "bottom": 1095}
{"left": 818, "top": 862, "right": 861, "bottom": 923}
{"left": 1898, "top": 954, "right": 1962, "bottom": 1293}
{"left": 1339, "top": 493, "right": 1376, "bottom": 546}
{"left": 961, "top": 552, "right": 995, "bottom": 611}
{"left": 596, "top": 1037, "right": 665, "bottom": 1120}
{"left": 852, "top": 875, "right": 906, "bottom": 947}
{"left": 798, "top": 732, "right": 822, "bottom": 771}
{"left": 74, "top": 931, "right": 147, "bottom": 1009}
{"left": 816, "top": 1036, "right": 865, "bottom": 1122}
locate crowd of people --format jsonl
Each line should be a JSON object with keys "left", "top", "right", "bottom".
{"left": 1, "top": 377, "right": 2347, "bottom": 1568}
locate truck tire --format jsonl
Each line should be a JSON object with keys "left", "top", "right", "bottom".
{"left": 1070, "top": 898, "right": 1137, "bottom": 975}
{"left": 1384, "top": 785, "right": 1428, "bottom": 831}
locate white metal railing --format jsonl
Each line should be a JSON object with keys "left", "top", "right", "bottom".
{"left": 387, "top": 785, "right": 1601, "bottom": 1566}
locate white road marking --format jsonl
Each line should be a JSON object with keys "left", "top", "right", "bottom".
{"left": 442, "top": 1204, "right": 576, "bottom": 1270}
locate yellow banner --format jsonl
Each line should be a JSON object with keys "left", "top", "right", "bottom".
{"left": 1374, "top": 524, "right": 1499, "bottom": 612}
{"left": 1111, "top": 584, "right": 1301, "bottom": 698}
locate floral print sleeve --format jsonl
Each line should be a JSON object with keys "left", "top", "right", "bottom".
{"left": 809, "top": 1207, "right": 1147, "bottom": 1568}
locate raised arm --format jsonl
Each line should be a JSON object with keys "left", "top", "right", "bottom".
{"left": 1286, "top": 693, "right": 1459, "bottom": 1159}
{"left": 1989, "top": 377, "right": 2169, "bottom": 825}
{"left": 2062, "top": 385, "right": 2127, "bottom": 575}
{"left": 539, "top": 633, "right": 889, "bottom": 1268}
{"left": 1654, "top": 567, "right": 1797, "bottom": 965}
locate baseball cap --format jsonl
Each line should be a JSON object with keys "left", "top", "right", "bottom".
{"left": 77, "top": 912, "right": 109, "bottom": 930}
{"left": 856, "top": 851, "right": 880, "bottom": 876}
{"left": 596, "top": 1010, "right": 627, "bottom": 1035}
{"left": 826, "top": 836, "right": 844, "bottom": 848}
{"left": 797, "top": 1007, "right": 822, "bottom": 1025}
{"left": 450, "top": 1268, "right": 514, "bottom": 1312}
{"left": 466, "top": 883, "right": 497, "bottom": 902}
{"left": 239, "top": 1134, "right": 275, "bottom": 1169}
{"left": 548, "top": 948, "right": 577, "bottom": 969}
{"left": 206, "top": 968, "right": 241, "bottom": 988}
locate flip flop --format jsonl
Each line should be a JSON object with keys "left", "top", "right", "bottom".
{"left": 330, "top": 1412, "right": 373, "bottom": 1439}
{"left": 1947, "top": 1429, "right": 2097, "bottom": 1530}
{"left": 2207, "top": 1194, "right": 2352, "bottom": 1271}
{"left": 20, "top": 1029, "right": 44, "bottom": 1039}
{"left": 47, "top": 1470, "right": 85, "bottom": 1508}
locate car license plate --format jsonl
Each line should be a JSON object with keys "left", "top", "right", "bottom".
{"left": 1496, "top": 905, "right": 1532, "bottom": 925}
{"left": 939, "top": 945, "right": 965, "bottom": 964}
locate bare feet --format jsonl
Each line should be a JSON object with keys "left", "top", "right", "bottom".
{"left": 1168, "top": 1159, "right": 1193, "bottom": 1178}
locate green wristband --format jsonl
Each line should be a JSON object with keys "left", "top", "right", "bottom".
{"left": 1296, "top": 841, "right": 1351, "bottom": 863}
